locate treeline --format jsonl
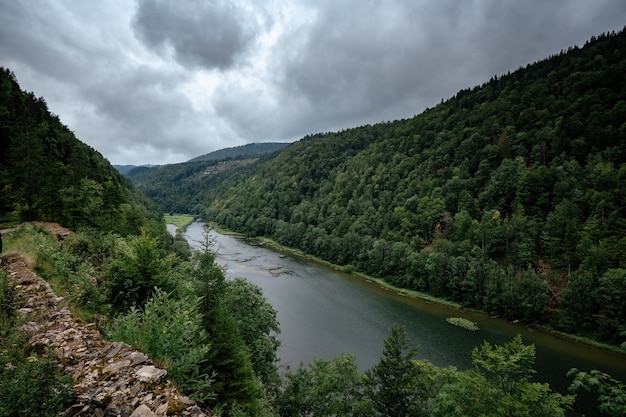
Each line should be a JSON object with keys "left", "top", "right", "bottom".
{"left": 1, "top": 223, "right": 275, "bottom": 415}
{"left": 126, "top": 154, "right": 279, "bottom": 215}
{"left": 136, "top": 29, "right": 626, "bottom": 346}
{"left": 188, "top": 142, "right": 290, "bottom": 163}
{"left": 0, "top": 68, "right": 167, "bottom": 242}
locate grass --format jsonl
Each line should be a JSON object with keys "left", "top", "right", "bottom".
{"left": 2, "top": 224, "right": 109, "bottom": 322}
{"left": 164, "top": 214, "right": 196, "bottom": 231}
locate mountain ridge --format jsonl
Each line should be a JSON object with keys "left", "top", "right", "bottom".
{"left": 187, "top": 142, "right": 291, "bottom": 163}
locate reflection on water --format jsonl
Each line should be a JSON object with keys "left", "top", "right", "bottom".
{"left": 181, "top": 220, "right": 626, "bottom": 415}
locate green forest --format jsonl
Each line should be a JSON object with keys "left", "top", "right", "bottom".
{"left": 2, "top": 28, "right": 626, "bottom": 417}
{"left": 135, "top": 29, "right": 626, "bottom": 350}
{"left": 0, "top": 68, "right": 168, "bottom": 242}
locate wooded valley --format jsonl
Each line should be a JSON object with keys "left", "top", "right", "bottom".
{"left": 1, "top": 28, "right": 626, "bottom": 417}
{"left": 134, "top": 30, "right": 626, "bottom": 349}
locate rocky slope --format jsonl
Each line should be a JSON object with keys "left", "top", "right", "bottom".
{"left": 1, "top": 252, "right": 211, "bottom": 417}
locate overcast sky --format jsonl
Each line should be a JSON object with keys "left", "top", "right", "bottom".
{"left": 1, "top": 1, "right": 625, "bottom": 165}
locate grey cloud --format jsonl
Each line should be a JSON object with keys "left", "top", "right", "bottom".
{"left": 275, "top": 0, "right": 626, "bottom": 133}
{"left": 0, "top": 2, "right": 109, "bottom": 83}
{"left": 132, "top": 0, "right": 257, "bottom": 69}
{"left": 1, "top": 0, "right": 625, "bottom": 165}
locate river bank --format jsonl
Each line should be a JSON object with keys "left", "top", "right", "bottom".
{"left": 182, "top": 219, "right": 626, "bottom": 416}
{"left": 202, "top": 220, "right": 626, "bottom": 358}
{"left": 164, "top": 214, "right": 196, "bottom": 231}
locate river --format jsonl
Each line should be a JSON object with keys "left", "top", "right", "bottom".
{"left": 176, "top": 220, "right": 626, "bottom": 414}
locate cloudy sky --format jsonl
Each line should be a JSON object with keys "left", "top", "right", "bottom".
{"left": 1, "top": 1, "right": 625, "bottom": 165}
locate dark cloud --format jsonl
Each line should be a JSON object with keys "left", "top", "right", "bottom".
{"left": 0, "top": 2, "right": 108, "bottom": 83}
{"left": 0, "top": 1, "right": 624, "bottom": 165}
{"left": 274, "top": 0, "right": 626, "bottom": 134}
{"left": 132, "top": 0, "right": 258, "bottom": 69}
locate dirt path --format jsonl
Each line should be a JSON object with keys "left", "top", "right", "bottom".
{"left": 1, "top": 222, "right": 71, "bottom": 238}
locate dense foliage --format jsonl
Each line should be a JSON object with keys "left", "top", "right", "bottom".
{"left": 134, "top": 29, "right": 626, "bottom": 347}
{"left": 4, "top": 224, "right": 281, "bottom": 416}
{"left": 0, "top": 68, "right": 167, "bottom": 241}
{"left": 278, "top": 327, "right": 573, "bottom": 417}
{"left": 569, "top": 368, "right": 626, "bottom": 417}
{"left": 126, "top": 152, "right": 283, "bottom": 215}
{"left": 5, "top": 218, "right": 621, "bottom": 416}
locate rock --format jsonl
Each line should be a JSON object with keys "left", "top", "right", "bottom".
{"left": 130, "top": 404, "right": 156, "bottom": 417}
{"left": 102, "top": 359, "right": 131, "bottom": 376}
{"left": 127, "top": 351, "right": 149, "bottom": 365}
{"left": 136, "top": 365, "right": 167, "bottom": 382}
{"left": 105, "top": 342, "right": 125, "bottom": 358}
{"left": 155, "top": 402, "right": 169, "bottom": 415}
{"left": 0, "top": 254, "right": 211, "bottom": 417}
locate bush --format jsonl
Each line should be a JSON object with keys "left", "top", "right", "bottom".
{"left": 446, "top": 317, "right": 480, "bottom": 331}
{"left": 105, "top": 233, "right": 176, "bottom": 312}
{"left": 107, "top": 289, "right": 214, "bottom": 403}
{"left": 0, "top": 328, "right": 74, "bottom": 417}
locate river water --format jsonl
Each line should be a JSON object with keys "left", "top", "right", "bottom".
{"left": 177, "top": 221, "right": 626, "bottom": 414}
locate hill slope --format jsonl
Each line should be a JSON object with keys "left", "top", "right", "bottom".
{"left": 215, "top": 30, "right": 626, "bottom": 345}
{"left": 187, "top": 142, "right": 290, "bottom": 162}
{"left": 0, "top": 68, "right": 165, "bottom": 237}
{"left": 127, "top": 144, "right": 292, "bottom": 214}
{"left": 136, "top": 29, "right": 626, "bottom": 346}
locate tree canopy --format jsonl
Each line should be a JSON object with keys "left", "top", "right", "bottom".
{"left": 0, "top": 68, "right": 167, "bottom": 241}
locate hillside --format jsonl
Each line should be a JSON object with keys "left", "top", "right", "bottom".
{"left": 136, "top": 29, "right": 626, "bottom": 347}
{"left": 127, "top": 149, "right": 286, "bottom": 214}
{"left": 187, "top": 142, "right": 290, "bottom": 162}
{"left": 114, "top": 164, "right": 160, "bottom": 175}
{"left": 0, "top": 249, "right": 210, "bottom": 416}
{"left": 0, "top": 68, "right": 166, "bottom": 239}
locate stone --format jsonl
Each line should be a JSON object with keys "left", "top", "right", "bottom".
{"left": 127, "top": 351, "right": 148, "bottom": 365}
{"left": 102, "top": 359, "right": 131, "bottom": 376}
{"left": 0, "top": 252, "right": 211, "bottom": 417}
{"left": 105, "top": 342, "right": 124, "bottom": 358}
{"left": 155, "top": 402, "right": 169, "bottom": 415}
{"left": 130, "top": 405, "right": 156, "bottom": 417}
{"left": 136, "top": 365, "right": 167, "bottom": 382}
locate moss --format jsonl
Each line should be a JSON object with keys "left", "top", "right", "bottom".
{"left": 167, "top": 398, "right": 185, "bottom": 415}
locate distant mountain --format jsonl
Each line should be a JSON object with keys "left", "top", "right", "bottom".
{"left": 114, "top": 164, "right": 160, "bottom": 175}
{"left": 187, "top": 142, "right": 290, "bottom": 162}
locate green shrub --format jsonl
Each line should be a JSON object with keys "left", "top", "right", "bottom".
{"left": 105, "top": 233, "right": 176, "bottom": 312}
{"left": 107, "top": 289, "right": 214, "bottom": 403}
{"left": 446, "top": 317, "right": 480, "bottom": 331}
{"left": 0, "top": 328, "right": 74, "bottom": 417}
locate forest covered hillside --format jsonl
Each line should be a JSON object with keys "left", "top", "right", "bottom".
{"left": 137, "top": 29, "right": 626, "bottom": 347}
{"left": 187, "top": 142, "right": 290, "bottom": 163}
{"left": 0, "top": 68, "right": 167, "bottom": 239}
